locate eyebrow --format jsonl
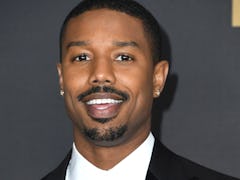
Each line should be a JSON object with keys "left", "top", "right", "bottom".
{"left": 66, "top": 41, "right": 89, "bottom": 49}
{"left": 113, "top": 41, "right": 140, "bottom": 48}
{"left": 66, "top": 40, "right": 140, "bottom": 49}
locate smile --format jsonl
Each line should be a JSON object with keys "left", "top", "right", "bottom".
{"left": 79, "top": 90, "right": 128, "bottom": 121}
{"left": 84, "top": 96, "right": 124, "bottom": 121}
{"left": 86, "top": 98, "right": 123, "bottom": 105}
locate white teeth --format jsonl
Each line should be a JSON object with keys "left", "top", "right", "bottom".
{"left": 86, "top": 98, "right": 123, "bottom": 105}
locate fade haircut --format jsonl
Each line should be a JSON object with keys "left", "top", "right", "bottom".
{"left": 60, "top": 0, "right": 163, "bottom": 64}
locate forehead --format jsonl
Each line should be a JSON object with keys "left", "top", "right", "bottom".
{"left": 62, "top": 9, "right": 150, "bottom": 48}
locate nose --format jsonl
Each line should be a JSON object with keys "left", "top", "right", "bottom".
{"left": 88, "top": 58, "right": 116, "bottom": 86}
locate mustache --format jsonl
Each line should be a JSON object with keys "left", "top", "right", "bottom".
{"left": 77, "top": 86, "right": 129, "bottom": 102}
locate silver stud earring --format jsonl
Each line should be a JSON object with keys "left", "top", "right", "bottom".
{"left": 154, "top": 90, "right": 160, "bottom": 97}
{"left": 60, "top": 90, "right": 64, "bottom": 96}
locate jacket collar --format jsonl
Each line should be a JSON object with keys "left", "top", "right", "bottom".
{"left": 42, "top": 150, "right": 71, "bottom": 180}
{"left": 147, "top": 139, "right": 187, "bottom": 180}
{"left": 43, "top": 140, "right": 187, "bottom": 180}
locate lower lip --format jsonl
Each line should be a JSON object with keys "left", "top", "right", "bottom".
{"left": 86, "top": 103, "right": 122, "bottom": 119}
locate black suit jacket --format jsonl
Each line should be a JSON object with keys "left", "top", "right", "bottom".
{"left": 42, "top": 140, "right": 239, "bottom": 180}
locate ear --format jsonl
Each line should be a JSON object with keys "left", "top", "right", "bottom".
{"left": 153, "top": 60, "right": 169, "bottom": 98}
{"left": 57, "top": 63, "right": 64, "bottom": 90}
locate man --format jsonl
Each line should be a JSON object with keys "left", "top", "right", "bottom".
{"left": 42, "top": 0, "right": 239, "bottom": 179}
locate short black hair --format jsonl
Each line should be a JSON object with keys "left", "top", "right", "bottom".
{"left": 60, "top": 0, "right": 163, "bottom": 64}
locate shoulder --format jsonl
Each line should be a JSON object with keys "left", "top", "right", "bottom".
{"left": 174, "top": 151, "right": 238, "bottom": 180}
{"left": 150, "top": 140, "right": 239, "bottom": 180}
{"left": 41, "top": 150, "right": 71, "bottom": 180}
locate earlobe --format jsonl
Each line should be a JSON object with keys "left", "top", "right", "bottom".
{"left": 57, "top": 63, "right": 64, "bottom": 90}
{"left": 153, "top": 60, "right": 169, "bottom": 98}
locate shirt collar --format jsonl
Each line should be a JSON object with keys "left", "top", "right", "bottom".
{"left": 66, "top": 133, "right": 155, "bottom": 180}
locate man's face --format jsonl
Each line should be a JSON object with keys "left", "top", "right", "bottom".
{"left": 58, "top": 9, "right": 168, "bottom": 147}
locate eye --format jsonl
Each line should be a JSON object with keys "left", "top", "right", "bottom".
{"left": 115, "top": 54, "right": 134, "bottom": 61}
{"left": 73, "top": 53, "right": 90, "bottom": 61}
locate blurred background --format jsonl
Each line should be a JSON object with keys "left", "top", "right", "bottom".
{"left": 0, "top": 0, "right": 239, "bottom": 179}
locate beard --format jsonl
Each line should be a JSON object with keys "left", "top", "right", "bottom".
{"left": 83, "top": 125, "right": 127, "bottom": 142}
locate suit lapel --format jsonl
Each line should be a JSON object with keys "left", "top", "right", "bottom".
{"left": 147, "top": 140, "right": 187, "bottom": 180}
{"left": 146, "top": 170, "right": 159, "bottom": 180}
{"left": 41, "top": 150, "right": 72, "bottom": 180}
{"left": 147, "top": 140, "right": 172, "bottom": 180}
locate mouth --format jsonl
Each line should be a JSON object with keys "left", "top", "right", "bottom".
{"left": 82, "top": 94, "right": 125, "bottom": 122}
{"left": 77, "top": 86, "right": 129, "bottom": 123}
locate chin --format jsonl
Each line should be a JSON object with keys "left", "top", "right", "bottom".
{"left": 83, "top": 124, "right": 128, "bottom": 147}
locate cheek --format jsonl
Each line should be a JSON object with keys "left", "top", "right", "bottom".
{"left": 61, "top": 68, "right": 89, "bottom": 115}
{"left": 116, "top": 66, "right": 154, "bottom": 108}
{"left": 117, "top": 67, "right": 154, "bottom": 130}
{"left": 62, "top": 67, "right": 89, "bottom": 93}
{"left": 62, "top": 70, "right": 89, "bottom": 125}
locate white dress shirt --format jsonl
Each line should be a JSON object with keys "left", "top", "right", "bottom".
{"left": 66, "top": 133, "right": 155, "bottom": 180}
